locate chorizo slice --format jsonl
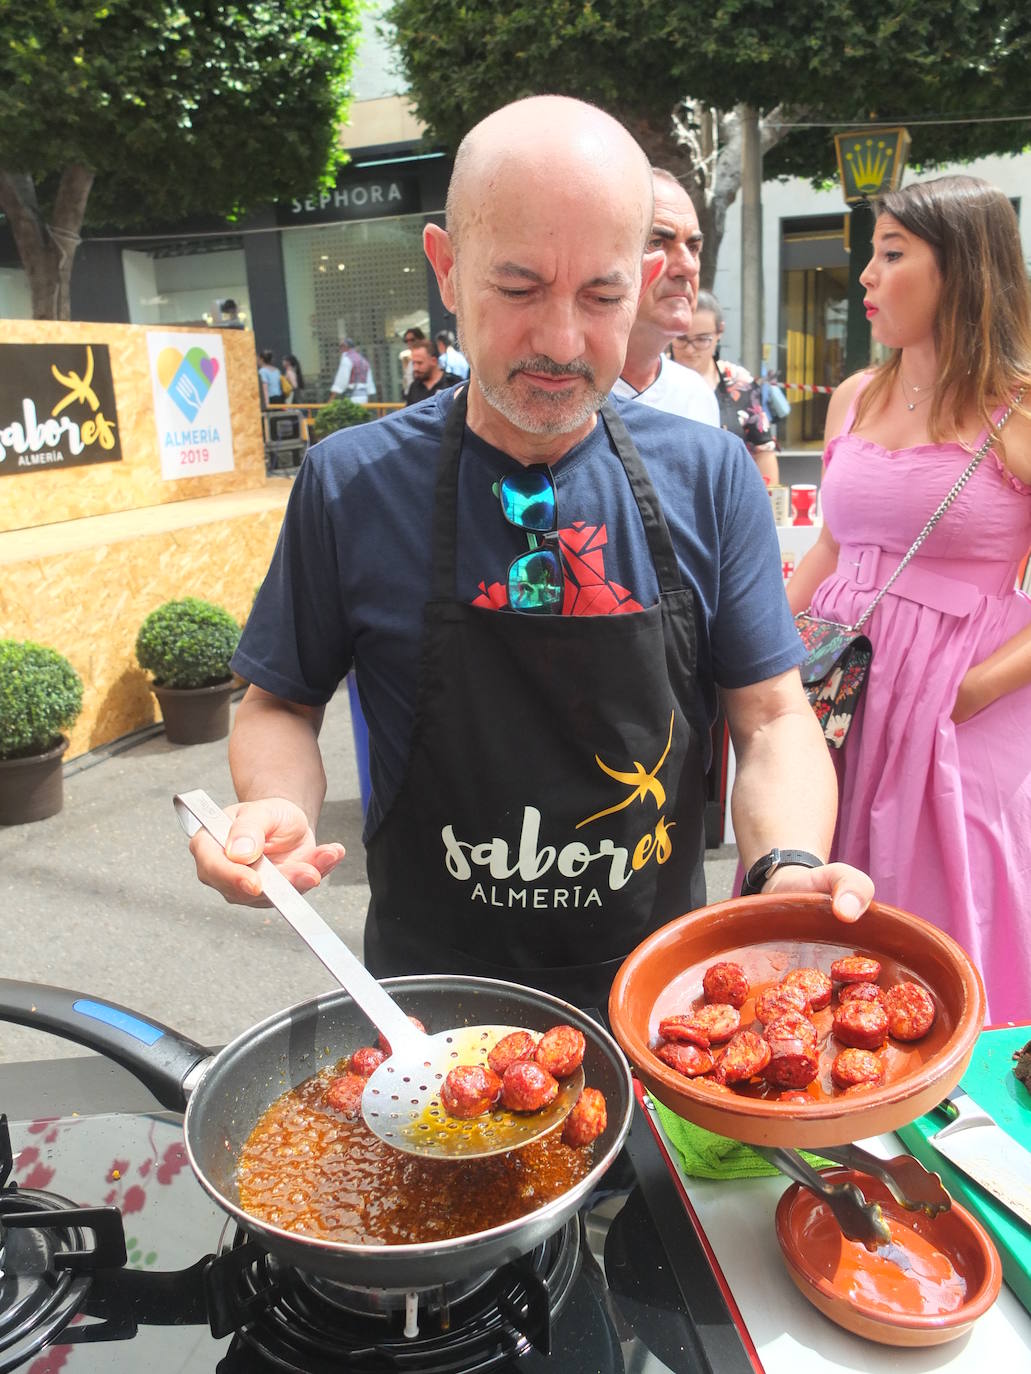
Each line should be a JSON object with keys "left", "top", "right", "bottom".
{"left": 831, "top": 1047, "right": 885, "bottom": 1090}
{"left": 656, "top": 1014, "right": 712, "bottom": 1049}
{"left": 440, "top": 1064, "right": 503, "bottom": 1119}
{"left": 764, "top": 1036, "right": 820, "bottom": 1089}
{"left": 377, "top": 1015, "right": 428, "bottom": 1055}
{"left": 782, "top": 967, "right": 833, "bottom": 1011}
{"left": 678, "top": 1003, "right": 741, "bottom": 1047}
{"left": 715, "top": 1030, "right": 772, "bottom": 1084}
{"left": 488, "top": 1030, "right": 538, "bottom": 1077}
{"left": 763, "top": 1010, "right": 818, "bottom": 1046}
{"left": 702, "top": 961, "right": 750, "bottom": 1009}
{"left": 535, "top": 1025, "right": 587, "bottom": 1079}
{"left": 325, "top": 1072, "right": 367, "bottom": 1118}
{"left": 832, "top": 1000, "right": 888, "bottom": 1050}
{"left": 348, "top": 1045, "right": 387, "bottom": 1079}
{"left": 655, "top": 1041, "right": 714, "bottom": 1078}
{"left": 838, "top": 981, "right": 886, "bottom": 1009}
{"left": 884, "top": 982, "right": 936, "bottom": 1041}
{"left": 830, "top": 954, "right": 883, "bottom": 984}
{"left": 754, "top": 982, "right": 810, "bottom": 1024}
{"left": 500, "top": 1061, "right": 559, "bottom": 1113}
{"left": 562, "top": 1087, "right": 607, "bottom": 1147}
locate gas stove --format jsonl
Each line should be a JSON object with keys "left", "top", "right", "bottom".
{"left": 0, "top": 1054, "right": 756, "bottom": 1373}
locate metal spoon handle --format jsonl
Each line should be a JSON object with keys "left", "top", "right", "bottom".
{"left": 173, "top": 790, "right": 423, "bottom": 1054}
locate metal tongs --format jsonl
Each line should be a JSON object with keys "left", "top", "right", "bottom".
{"left": 757, "top": 1143, "right": 950, "bottom": 1248}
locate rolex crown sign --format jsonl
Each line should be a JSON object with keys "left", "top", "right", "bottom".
{"left": 834, "top": 127, "right": 911, "bottom": 205}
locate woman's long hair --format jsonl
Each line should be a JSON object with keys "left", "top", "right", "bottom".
{"left": 855, "top": 175, "right": 1031, "bottom": 455}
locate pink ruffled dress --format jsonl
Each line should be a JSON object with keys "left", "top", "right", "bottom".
{"left": 810, "top": 379, "right": 1031, "bottom": 1025}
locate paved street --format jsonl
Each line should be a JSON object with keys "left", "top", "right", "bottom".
{"left": 0, "top": 688, "right": 738, "bottom": 1065}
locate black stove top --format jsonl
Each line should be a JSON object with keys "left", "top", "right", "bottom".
{"left": 0, "top": 1055, "right": 756, "bottom": 1374}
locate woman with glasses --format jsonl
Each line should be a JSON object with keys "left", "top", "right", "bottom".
{"left": 672, "top": 291, "right": 779, "bottom": 485}
{"left": 786, "top": 175, "right": 1031, "bottom": 1024}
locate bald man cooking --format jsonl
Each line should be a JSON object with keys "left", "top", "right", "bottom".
{"left": 190, "top": 96, "right": 872, "bottom": 1009}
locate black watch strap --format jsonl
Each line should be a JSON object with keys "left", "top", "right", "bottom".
{"left": 740, "top": 847, "right": 825, "bottom": 897}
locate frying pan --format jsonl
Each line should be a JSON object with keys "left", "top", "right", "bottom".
{"left": 0, "top": 975, "right": 633, "bottom": 1288}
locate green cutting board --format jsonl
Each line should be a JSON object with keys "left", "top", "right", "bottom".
{"left": 895, "top": 1025, "right": 1031, "bottom": 1314}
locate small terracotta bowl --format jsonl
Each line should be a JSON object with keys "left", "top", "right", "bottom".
{"left": 775, "top": 1168, "right": 1002, "bottom": 1346}
{"left": 608, "top": 894, "right": 985, "bottom": 1148}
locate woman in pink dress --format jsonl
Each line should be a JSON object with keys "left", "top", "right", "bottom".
{"left": 788, "top": 176, "right": 1031, "bottom": 1025}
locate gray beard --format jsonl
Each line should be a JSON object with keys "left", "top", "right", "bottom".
{"left": 475, "top": 356, "right": 607, "bottom": 436}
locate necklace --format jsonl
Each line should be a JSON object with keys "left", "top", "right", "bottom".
{"left": 900, "top": 371, "right": 935, "bottom": 411}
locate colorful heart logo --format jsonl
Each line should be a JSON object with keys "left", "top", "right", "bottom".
{"left": 157, "top": 346, "right": 218, "bottom": 421}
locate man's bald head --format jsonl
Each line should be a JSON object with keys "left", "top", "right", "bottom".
{"left": 445, "top": 96, "right": 653, "bottom": 255}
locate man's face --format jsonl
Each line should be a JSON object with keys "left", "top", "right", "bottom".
{"left": 410, "top": 344, "right": 436, "bottom": 380}
{"left": 429, "top": 174, "right": 645, "bottom": 439}
{"left": 636, "top": 176, "right": 703, "bottom": 339}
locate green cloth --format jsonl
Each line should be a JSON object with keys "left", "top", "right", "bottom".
{"left": 651, "top": 1096, "right": 834, "bottom": 1179}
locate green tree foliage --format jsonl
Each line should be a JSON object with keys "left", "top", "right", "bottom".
{"left": 0, "top": 1, "right": 363, "bottom": 317}
{"left": 0, "top": 640, "right": 84, "bottom": 758}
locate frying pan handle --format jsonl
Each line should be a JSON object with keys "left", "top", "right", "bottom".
{"left": 173, "top": 789, "right": 425, "bottom": 1055}
{"left": 0, "top": 978, "right": 209, "bottom": 1112}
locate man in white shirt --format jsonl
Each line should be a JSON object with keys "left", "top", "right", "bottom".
{"left": 611, "top": 169, "right": 719, "bottom": 426}
{"left": 330, "top": 340, "right": 376, "bottom": 404}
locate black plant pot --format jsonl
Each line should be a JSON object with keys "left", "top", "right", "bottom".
{"left": 0, "top": 735, "right": 69, "bottom": 825}
{"left": 152, "top": 679, "right": 235, "bottom": 745}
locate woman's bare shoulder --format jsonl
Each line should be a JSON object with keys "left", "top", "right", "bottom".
{"left": 824, "top": 369, "right": 875, "bottom": 444}
{"left": 998, "top": 405, "right": 1031, "bottom": 485}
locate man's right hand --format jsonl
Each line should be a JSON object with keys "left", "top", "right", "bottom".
{"left": 189, "top": 797, "right": 346, "bottom": 906}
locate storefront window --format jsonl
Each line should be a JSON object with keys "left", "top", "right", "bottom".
{"left": 779, "top": 218, "right": 848, "bottom": 446}
{"left": 122, "top": 239, "right": 249, "bottom": 329}
{"left": 281, "top": 216, "right": 428, "bottom": 403}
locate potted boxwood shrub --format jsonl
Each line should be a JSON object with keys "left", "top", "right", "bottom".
{"left": 309, "top": 396, "right": 374, "bottom": 444}
{"left": 0, "top": 639, "right": 84, "bottom": 823}
{"left": 135, "top": 597, "right": 241, "bottom": 744}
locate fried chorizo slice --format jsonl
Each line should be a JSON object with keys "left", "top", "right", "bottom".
{"left": 831, "top": 1047, "right": 885, "bottom": 1090}
{"left": 763, "top": 1010, "right": 818, "bottom": 1046}
{"left": 488, "top": 1030, "right": 538, "bottom": 1077}
{"left": 440, "top": 1064, "right": 502, "bottom": 1119}
{"left": 500, "top": 1060, "right": 559, "bottom": 1112}
{"left": 884, "top": 982, "right": 936, "bottom": 1041}
{"left": 325, "top": 1072, "right": 366, "bottom": 1118}
{"left": 677, "top": 1003, "right": 742, "bottom": 1048}
{"left": 702, "top": 961, "right": 750, "bottom": 1009}
{"left": 562, "top": 1087, "right": 607, "bottom": 1147}
{"left": 348, "top": 1046, "right": 387, "bottom": 1078}
{"left": 839, "top": 981, "right": 886, "bottom": 1009}
{"left": 715, "top": 1030, "right": 772, "bottom": 1084}
{"left": 377, "top": 1015, "right": 427, "bottom": 1055}
{"left": 782, "top": 967, "right": 833, "bottom": 1011}
{"left": 656, "top": 1014, "right": 712, "bottom": 1049}
{"left": 655, "top": 1041, "right": 714, "bottom": 1077}
{"left": 832, "top": 1000, "right": 888, "bottom": 1050}
{"left": 754, "top": 982, "right": 810, "bottom": 1024}
{"left": 830, "top": 954, "right": 882, "bottom": 984}
{"left": 535, "top": 1025, "right": 586, "bottom": 1079}
{"left": 764, "top": 1036, "right": 820, "bottom": 1089}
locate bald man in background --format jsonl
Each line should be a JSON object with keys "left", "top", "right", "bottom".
{"left": 191, "top": 96, "right": 872, "bottom": 1009}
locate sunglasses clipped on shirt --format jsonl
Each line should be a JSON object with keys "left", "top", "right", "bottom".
{"left": 496, "top": 465, "right": 564, "bottom": 614}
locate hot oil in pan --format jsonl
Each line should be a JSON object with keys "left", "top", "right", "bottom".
{"left": 237, "top": 1063, "right": 593, "bottom": 1244}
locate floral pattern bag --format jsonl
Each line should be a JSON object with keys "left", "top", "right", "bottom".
{"left": 794, "top": 614, "right": 872, "bottom": 748}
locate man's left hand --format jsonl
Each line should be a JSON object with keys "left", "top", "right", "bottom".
{"left": 761, "top": 862, "right": 873, "bottom": 923}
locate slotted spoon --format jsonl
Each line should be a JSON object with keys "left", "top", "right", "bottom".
{"left": 173, "top": 790, "right": 583, "bottom": 1160}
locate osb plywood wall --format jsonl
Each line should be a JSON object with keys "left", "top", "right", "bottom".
{"left": 0, "top": 321, "right": 265, "bottom": 534}
{"left": 0, "top": 494, "right": 289, "bottom": 758}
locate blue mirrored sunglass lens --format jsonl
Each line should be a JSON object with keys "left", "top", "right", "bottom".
{"left": 499, "top": 471, "right": 556, "bottom": 532}
{"left": 508, "top": 549, "right": 564, "bottom": 611}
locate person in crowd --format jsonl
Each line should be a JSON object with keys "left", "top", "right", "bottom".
{"left": 435, "top": 329, "right": 470, "bottom": 379}
{"left": 257, "top": 349, "right": 285, "bottom": 406}
{"left": 786, "top": 175, "right": 1031, "bottom": 1024}
{"left": 405, "top": 339, "right": 462, "bottom": 405}
{"left": 188, "top": 95, "right": 872, "bottom": 1010}
{"left": 330, "top": 339, "right": 376, "bottom": 404}
{"left": 611, "top": 170, "right": 718, "bottom": 426}
{"left": 401, "top": 328, "right": 426, "bottom": 392}
{"left": 220, "top": 298, "right": 244, "bottom": 328}
{"left": 281, "top": 354, "right": 304, "bottom": 401}
{"left": 672, "top": 291, "right": 779, "bottom": 485}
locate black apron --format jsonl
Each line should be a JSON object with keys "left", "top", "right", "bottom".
{"left": 364, "top": 389, "right": 706, "bottom": 1009}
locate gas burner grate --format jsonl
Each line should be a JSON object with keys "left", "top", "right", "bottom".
{"left": 208, "top": 1218, "right": 581, "bottom": 1374}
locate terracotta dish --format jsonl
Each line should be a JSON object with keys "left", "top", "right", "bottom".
{"left": 608, "top": 895, "right": 985, "bottom": 1148}
{"left": 775, "top": 1168, "right": 1002, "bottom": 1345}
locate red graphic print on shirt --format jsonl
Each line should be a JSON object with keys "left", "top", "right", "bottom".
{"left": 473, "top": 521, "right": 643, "bottom": 615}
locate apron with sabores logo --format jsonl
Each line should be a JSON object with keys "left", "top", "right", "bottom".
{"left": 364, "top": 389, "right": 706, "bottom": 1010}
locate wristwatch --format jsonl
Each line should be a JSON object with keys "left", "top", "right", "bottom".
{"left": 740, "top": 848, "right": 825, "bottom": 897}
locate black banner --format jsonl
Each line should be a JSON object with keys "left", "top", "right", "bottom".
{"left": 276, "top": 174, "right": 421, "bottom": 227}
{"left": 0, "top": 343, "right": 122, "bottom": 476}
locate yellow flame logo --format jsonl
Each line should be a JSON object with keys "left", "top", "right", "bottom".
{"left": 576, "top": 711, "right": 675, "bottom": 829}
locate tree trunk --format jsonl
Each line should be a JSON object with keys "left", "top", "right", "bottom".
{"left": 739, "top": 104, "right": 763, "bottom": 375}
{"left": 0, "top": 165, "right": 94, "bottom": 320}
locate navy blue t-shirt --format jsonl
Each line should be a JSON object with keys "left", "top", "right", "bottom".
{"left": 234, "top": 390, "right": 803, "bottom": 836}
